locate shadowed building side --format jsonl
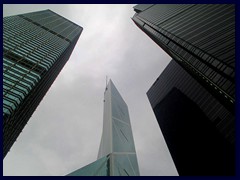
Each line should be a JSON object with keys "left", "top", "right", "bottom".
{"left": 132, "top": 4, "right": 235, "bottom": 113}
{"left": 132, "top": 4, "right": 235, "bottom": 175}
{"left": 147, "top": 60, "right": 235, "bottom": 175}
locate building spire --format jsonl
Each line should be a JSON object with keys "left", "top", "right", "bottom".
{"left": 106, "top": 76, "right": 108, "bottom": 88}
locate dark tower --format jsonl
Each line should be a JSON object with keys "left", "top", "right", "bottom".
{"left": 147, "top": 60, "right": 234, "bottom": 175}
{"left": 132, "top": 4, "right": 235, "bottom": 175}
{"left": 3, "top": 10, "right": 83, "bottom": 158}
{"left": 132, "top": 4, "right": 235, "bottom": 112}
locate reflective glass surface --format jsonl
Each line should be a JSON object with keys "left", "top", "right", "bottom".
{"left": 133, "top": 4, "right": 235, "bottom": 110}
{"left": 3, "top": 9, "right": 83, "bottom": 158}
{"left": 67, "top": 155, "right": 110, "bottom": 176}
{"left": 72, "top": 80, "right": 140, "bottom": 176}
{"left": 112, "top": 154, "right": 140, "bottom": 176}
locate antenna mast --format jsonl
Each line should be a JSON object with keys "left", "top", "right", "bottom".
{"left": 106, "top": 76, "right": 108, "bottom": 87}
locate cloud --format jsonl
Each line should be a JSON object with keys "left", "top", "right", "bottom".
{"left": 3, "top": 4, "right": 178, "bottom": 176}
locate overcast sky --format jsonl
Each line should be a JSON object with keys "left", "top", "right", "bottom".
{"left": 3, "top": 4, "right": 178, "bottom": 176}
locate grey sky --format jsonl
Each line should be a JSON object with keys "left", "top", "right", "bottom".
{"left": 3, "top": 4, "right": 178, "bottom": 176}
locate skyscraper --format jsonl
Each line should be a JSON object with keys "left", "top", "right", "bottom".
{"left": 68, "top": 80, "right": 140, "bottom": 176}
{"left": 132, "top": 4, "right": 235, "bottom": 112}
{"left": 132, "top": 4, "right": 235, "bottom": 175}
{"left": 3, "top": 10, "right": 83, "bottom": 158}
{"left": 147, "top": 60, "right": 235, "bottom": 175}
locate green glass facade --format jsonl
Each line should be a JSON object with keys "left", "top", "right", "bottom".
{"left": 68, "top": 80, "right": 140, "bottom": 176}
{"left": 67, "top": 155, "right": 110, "bottom": 176}
{"left": 3, "top": 10, "right": 83, "bottom": 158}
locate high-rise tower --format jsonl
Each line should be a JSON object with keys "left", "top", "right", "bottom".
{"left": 3, "top": 10, "right": 83, "bottom": 158}
{"left": 68, "top": 80, "right": 140, "bottom": 176}
{"left": 147, "top": 60, "right": 235, "bottom": 175}
{"left": 132, "top": 4, "right": 235, "bottom": 175}
{"left": 132, "top": 4, "right": 235, "bottom": 112}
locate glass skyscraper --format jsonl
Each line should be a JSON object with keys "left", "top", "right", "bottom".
{"left": 132, "top": 4, "right": 235, "bottom": 113}
{"left": 67, "top": 80, "right": 140, "bottom": 176}
{"left": 132, "top": 4, "right": 235, "bottom": 175}
{"left": 147, "top": 60, "right": 234, "bottom": 175}
{"left": 3, "top": 10, "right": 83, "bottom": 158}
